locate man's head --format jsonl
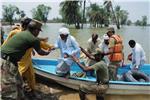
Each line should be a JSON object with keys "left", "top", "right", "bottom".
{"left": 92, "top": 33, "right": 98, "bottom": 43}
{"left": 128, "top": 40, "right": 136, "bottom": 48}
{"left": 92, "top": 49, "right": 104, "bottom": 62}
{"left": 107, "top": 27, "right": 115, "bottom": 37}
{"left": 28, "top": 19, "right": 43, "bottom": 37}
{"left": 59, "top": 27, "right": 70, "bottom": 41}
{"left": 103, "top": 34, "right": 109, "bottom": 45}
{"left": 20, "top": 17, "right": 32, "bottom": 31}
{"left": 12, "top": 24, "right": 21, "bottom": 30}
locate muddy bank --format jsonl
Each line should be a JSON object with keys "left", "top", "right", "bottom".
{"left": 34, "top": 75, "right": 95, "bottom": 100}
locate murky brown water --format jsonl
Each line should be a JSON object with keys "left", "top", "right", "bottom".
{"left": 35, "top": 23, "right": 150, "bottom": 63}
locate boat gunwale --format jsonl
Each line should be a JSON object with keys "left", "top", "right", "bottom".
{"left": 34, "top": 66, "right": 150, "bottom": 86}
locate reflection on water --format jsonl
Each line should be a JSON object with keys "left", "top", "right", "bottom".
{"left": 3, "top": 23, "right": 150, "bottom": 63}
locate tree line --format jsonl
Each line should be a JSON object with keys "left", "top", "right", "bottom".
{"left": 2, "top": 0, "right": 148, "bottom": 29}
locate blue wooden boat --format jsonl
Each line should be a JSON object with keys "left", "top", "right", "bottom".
{"left": 32, "top": 58, "right": 150, "bottom": 99}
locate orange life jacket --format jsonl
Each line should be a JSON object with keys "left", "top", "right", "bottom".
{"left": 109, "top": 34, "right": 123, "bottom": 62}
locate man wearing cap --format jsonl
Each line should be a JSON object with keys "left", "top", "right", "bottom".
{"left": 2, "top": 17, "right": 54, "bottom": 96}
{"left": 71, "top": 47, "right": 109, "bottom": 100}
{"left": 99, "top": 34, "right": 110, "bottom": 65}
{"left": 85, "top": 33, "right": 101, "bottom": 66}
{"left": 1, "top": 19, "right": 51, "bottom": 100}
{"left": 103, "top": 27, "right": 124, "bottom": 80}
{"left": 2, "top": 17, "right": 32, "bottom": 45}
{"left": 54, "top": 27, "right": 80, "bottom": 77}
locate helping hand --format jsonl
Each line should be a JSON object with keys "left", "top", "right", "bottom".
{"left": 127, "top": 54, "right": 132, "bottom": 61}
{"left": 71, "top": 55, "right": 79, "bottom": 63}
{"left": 64, "top": 53, "right": 69, "bottom": 58}
{"left": 133, "top": 66, "right": 139, "bottom": 70}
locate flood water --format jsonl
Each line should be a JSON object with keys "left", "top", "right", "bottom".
{"left": 37, "top": 23, "right": 150, "bottom": 63}
{"left": 2, "top": 23, "right": 150, "bottom": 63}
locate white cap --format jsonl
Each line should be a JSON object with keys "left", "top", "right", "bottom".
{"left": 103, "top": 34, "right": 109, "bottom": 40}
{"left": 59, "top": 27, "right": 70, "bottom": 35}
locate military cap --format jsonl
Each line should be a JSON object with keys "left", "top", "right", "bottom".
{"left": 20, "top": 17, "right": 32, "bottom": 25}
{"left": 107, "top": 27, "right": 115, "bottom": 32}
{"left": 28, "top": 19, "right": 43, "bottom": 31}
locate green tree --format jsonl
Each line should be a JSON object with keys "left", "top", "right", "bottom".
{"left": 127, "top": 20, "right": 132, "bottom": 26}
{"left": 19, "top": 11, "right": 26, "bottom": 18}
{"left": 32, "top": 4, "right": 51, "bottom": 23}
{"left": 141, "top": 16, "right": 147, "bottom": 26}
{"left": 2, "top": 4, "right": 19, "bottom": 25}
{"left": 104, "top": 0, "right": 120, "bottom": 29}
{"left": 86, "top": 4, "right": 108, "bottom": 28}
{"left": 60, "top": 1, "right": 82, "bottom": 29}
{"left": 120, "top": 10, "right": 128, "bottom": 25}
{"left": 135, "top": 20, "right": 141, "bottom": 26}
{"left": 15, "top": 10, "right": 26, "bottom": 20}
{"left": 115, "top": 5, "right": 128, "bottom": 25}
{"left": 134, "top": 16, "right": 147, "bottom": 26}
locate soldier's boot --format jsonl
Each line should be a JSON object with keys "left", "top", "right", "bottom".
{"left": 96, "top": 95, "right": 104, "bottom": 100}
{"left": 79, "top": 89, "right": 88, "bottom": 100}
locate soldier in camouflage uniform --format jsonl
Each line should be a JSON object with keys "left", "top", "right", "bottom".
{"left": 71, "top": 47, "right": 109, "bottom": 100}
{"left": 1, "top": 58, "right": 25, "bottom": 100}
{"left": 1, "top": 19, "right": 51, "bottom": 100}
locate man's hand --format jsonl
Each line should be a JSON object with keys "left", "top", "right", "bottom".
{"left": 90, "top": 55, "right": 95, "bottom": 60}
{"left": 71, "top": 55, "right": 80, "bottom": 63}
{"left": 64, "top": 53, "right": 69, "bottom": 58}
{"left": 48, "top": 45, "right": 55, "bottom": 51}
{"left": 133, "top": 66, "right": 139, "bottom": 70}
{"left": 127, "top": 53, "right": 132, "bottom": 61}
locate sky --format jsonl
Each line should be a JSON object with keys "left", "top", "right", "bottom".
{"left": 0, "top": 0, "right": 150, "bottom": 23}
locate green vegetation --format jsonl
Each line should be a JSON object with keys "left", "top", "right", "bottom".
{"left": 86, "top": 3, "right": 108, "bottom": 28}
{"left": 104, "top": 0, "right": 120, "bottom": 29}
{"left": 60, "top": 1, "right": 82, "bottom": 29}
{"left": 31, "top": 4, "right": 51, "bottom": 23}
{"left": 1, "top": 1, "right": 148, "bottom": 28}
{"left": 126, "top": 20, "right": 132, "bottom": 26}
{"left": 115, "top": 5, "right": 128, "bottom": 25}
{"left": 2, "top": 4, "right": 20, "bottom": 25}
{"left": 135, "top": 16, "right": 147, "bottom": 26}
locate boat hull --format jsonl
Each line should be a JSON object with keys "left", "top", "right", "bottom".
{"left": 32, "top": 58, "right": 150, "bottom": 97}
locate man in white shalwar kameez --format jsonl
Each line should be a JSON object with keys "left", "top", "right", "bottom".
{"left": 128, "top": 40, "right": 146, "bottom": 70}
{"left": 54, "top": 27, "right": 80, "bottom": 76}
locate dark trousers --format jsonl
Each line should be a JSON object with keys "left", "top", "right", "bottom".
{"left": 79, "top": 84, "right": 108, "bottom": 100}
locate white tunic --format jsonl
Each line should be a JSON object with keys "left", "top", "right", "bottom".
{"left": 131, "top": 43, "right": 146, "bottom": 69}
{"left": 55, "top": 35, "right": 80, "bottom": 66}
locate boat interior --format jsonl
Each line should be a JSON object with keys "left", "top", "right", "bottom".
{"left": 33, "top": 58, "right": 150, "bottom": 85}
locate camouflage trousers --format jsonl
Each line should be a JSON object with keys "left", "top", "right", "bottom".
{"left": 79, "top": 83, "right": 109, "bottom": 100}
{"left": 0, "top": 58, "right": 25, "bottom": 100}
{"left": 108, "top": 62, "right": 121, "bottom": 81}
{"left": 108, "top": 65, "right": 117, "bottom": 81}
